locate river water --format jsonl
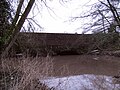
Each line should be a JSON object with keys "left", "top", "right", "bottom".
{"left": 42, "top": 55, "right": 120, "bottom": 90}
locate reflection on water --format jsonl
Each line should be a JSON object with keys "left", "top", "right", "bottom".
{"left": 41, "top": 74, "right": 120, "bottom": 90}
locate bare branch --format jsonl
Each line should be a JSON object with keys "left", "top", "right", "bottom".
{"left": 70, "top": 0, "right": 120, "bottom": 34}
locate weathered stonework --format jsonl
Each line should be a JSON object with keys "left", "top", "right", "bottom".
{"left": 10, "top": 32, "right": 120, "bottom": 57}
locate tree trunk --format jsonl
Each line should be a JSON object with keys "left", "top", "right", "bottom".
{"left": 1, "top": 0, "right": 35, "bottom": 58}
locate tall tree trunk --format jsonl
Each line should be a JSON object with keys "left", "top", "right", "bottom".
{"left": 1, "top": 0, "right": 35, "bottom": 58}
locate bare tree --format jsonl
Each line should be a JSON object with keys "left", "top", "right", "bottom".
{"left": 68, "top": 0, "right": 120, "bottom": 52}
{"left": 71, "top": 0, "right": 120, "bottom": 34}
{"left": 0, "top": 0, "right": 69, "bottom": 58}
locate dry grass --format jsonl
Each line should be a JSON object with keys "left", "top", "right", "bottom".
{"left": 0, "top": 56, "right": 54, "bottom": 90}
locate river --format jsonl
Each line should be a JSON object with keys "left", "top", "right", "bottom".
{"left": 42, "top": 55, "right": 120, "bottom": 90}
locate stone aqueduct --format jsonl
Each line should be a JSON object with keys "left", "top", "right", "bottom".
{"left": 10, "top": 32, "right": 119, "bottom": 56}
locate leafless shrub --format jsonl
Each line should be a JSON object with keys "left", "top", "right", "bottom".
{"left": 0, "top": 56, "right": 54, "bottom": 90}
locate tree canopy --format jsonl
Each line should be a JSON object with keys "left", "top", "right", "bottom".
{"left": 0, "top": 0, "right": 12, "bottom": 55}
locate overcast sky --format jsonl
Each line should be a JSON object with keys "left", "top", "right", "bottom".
{"left": 24, "top": 0, "right": 99, "bottom": 33}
